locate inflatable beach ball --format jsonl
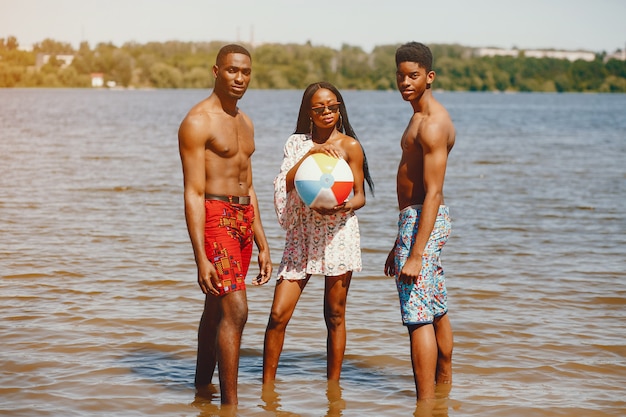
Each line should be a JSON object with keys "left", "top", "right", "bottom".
{"left": 294, "top": 153, "right": 354, "bottom": 209}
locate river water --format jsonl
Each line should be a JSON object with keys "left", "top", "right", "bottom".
{"left": 1, "top": 88, "right": 625, "bottom": 416}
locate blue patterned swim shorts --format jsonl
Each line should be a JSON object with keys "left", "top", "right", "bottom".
{"left": 394, "top": 205, "right": 451, "bottom": 326}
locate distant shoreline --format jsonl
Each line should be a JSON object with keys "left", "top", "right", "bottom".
{"left": 2, "top": 38, "right": 625, "bottom": 92}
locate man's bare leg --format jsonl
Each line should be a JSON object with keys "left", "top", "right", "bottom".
{"left": 408, "top": 323, "right": 438, "bottom": 400}
{"left": 434, "top": 313, "right": 453, "bottom": 384}
{"left": 324, "top": 272, "right": 352, "bottom": 380}
{"left": 263, "top": 278, "right": 307, "bottom": 383}
{"left": 195, "top": 295, "right": 220, "bottom": 389}
{"left": 216, "top": 290, "right": 248, "bottom": 405}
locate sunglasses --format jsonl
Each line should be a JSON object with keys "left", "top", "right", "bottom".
{"left": 311, "top": 102, "right": 341, "bottom": 115}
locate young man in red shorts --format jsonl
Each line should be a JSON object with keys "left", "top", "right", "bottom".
{"left": 178, "top": 44, "right": 273, "bottom": 405}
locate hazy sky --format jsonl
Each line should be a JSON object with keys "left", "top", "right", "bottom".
{"left": 2, "top": 0, "right": 625, "bottom": 53}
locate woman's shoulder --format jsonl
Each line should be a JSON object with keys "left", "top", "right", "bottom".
{"left": 335, "top": 133, "right": 360, "bottom": 149}
{"left": 334, "top": 134, "right": 363, "bottom": 161}
{"left": 287, "top": 133, "right": 311, "bottom": 142}
{"left": 285, "top": 133, "right": 312, "bottom": 148}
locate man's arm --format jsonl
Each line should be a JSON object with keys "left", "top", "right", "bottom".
{"left": 399, "top": 121, "right": 449, "bottom": 283}
{"left": 247, "top": 165, "right": 272, "bottom": 285}
{"left": 178, "top": 115, "right": 221, "bottom": 295}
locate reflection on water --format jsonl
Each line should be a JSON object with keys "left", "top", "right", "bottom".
{"left": 1, "top": 89, "right": 625, "bottom": 417}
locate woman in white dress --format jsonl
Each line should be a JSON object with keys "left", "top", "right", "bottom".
{"left": 263, "top": 82, "right": 374, "bottom": 383}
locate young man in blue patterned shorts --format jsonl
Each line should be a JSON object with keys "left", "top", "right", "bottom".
{"left": 384, "top": 42, "right": 456, "bottom": 402}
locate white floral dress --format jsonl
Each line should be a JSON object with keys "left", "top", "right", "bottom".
{"left": 274, "top": 134, "right": 362, "bottom": 280}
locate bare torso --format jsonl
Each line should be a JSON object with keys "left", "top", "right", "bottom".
{"left": 396, "top": 97, "right": 455, "bottom": 210}
{"left": 184, "top": 96, "right": 255, "bottom": 196}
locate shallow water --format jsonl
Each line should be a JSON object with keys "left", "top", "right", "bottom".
{"left": 1, "top": 88, "right": 625, "bottom": 416}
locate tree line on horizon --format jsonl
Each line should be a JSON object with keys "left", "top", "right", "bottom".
{"left": 1, "top": 36, "right": 625, "bottom": 92}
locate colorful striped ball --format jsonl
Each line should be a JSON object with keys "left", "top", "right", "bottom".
{"left": 294, "top": 153, "right": 354, "bottom": 209}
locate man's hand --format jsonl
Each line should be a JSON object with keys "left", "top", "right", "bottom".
{"left": 397, "top": 256, "right": 423, "bottom": 285}
{"left": 384, "top": 248, "right": 396, "bottom": 277}
{"left": 253, "top": 250, "right": 272, "bottom": 286}
{"left": 197, "top": 260, "right": 222, "bottom": 296}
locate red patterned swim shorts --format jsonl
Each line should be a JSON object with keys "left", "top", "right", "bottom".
{"left": 204, "top": 199, "right": 254, "bottom": 296}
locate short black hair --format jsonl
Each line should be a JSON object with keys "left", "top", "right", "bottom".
{"left": 216, "top": 44, "right": 251, "bottom": 66}
{"left": 395, "top": 42, "right": 433, "bottom": 71}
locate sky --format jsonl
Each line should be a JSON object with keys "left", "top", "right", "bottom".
{"left": 1, "top": 0, "right": 625, "bottom": 53}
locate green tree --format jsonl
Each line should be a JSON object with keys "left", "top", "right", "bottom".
{"left": 183, "top": 66, "right": 213, "bottom": 88}
{"left": 71, "top": 41, "right": 96, "bottom": 75}
{"left": 33, "top": 38, "right": 74, "bottom": 54}
{"left": 1, "top": 36, "right": 20, "bottom": 51}
{"left": 337, "top": 44, "right": 370, "bottom": 89}
{"left": 110, "top": 49, "right": 133, "bottom": 87}
{"left": 0, "top": 62, "right": 23, "bottom": 87}
{"left": 149, "top": 62, "right": 182, "bottom": 88}
{"left": 569, "top": 59, "right": 606, "bottom": 91}
{"left": 57, "top": 66, "right": 83, "bottom": 87}
{"left": 370, "top": 45, "right": 396, "bottom": 90}
{"left": 605, "top": 58, "right": 626, "bottom": 78}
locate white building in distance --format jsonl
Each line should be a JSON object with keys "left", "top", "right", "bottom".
{"left": 475, "top": 47, "right": 596, "bottom": 62}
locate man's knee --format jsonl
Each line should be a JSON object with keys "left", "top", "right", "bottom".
{"left": 220, "top": 292, "right": 248, "bottom": 328}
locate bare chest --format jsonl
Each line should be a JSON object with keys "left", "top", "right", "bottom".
{"left": 207, "top": 118, "right": 254, "bottom": 159}
{"left": 400, "top": 114, "right": 424, "bottom": 150}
